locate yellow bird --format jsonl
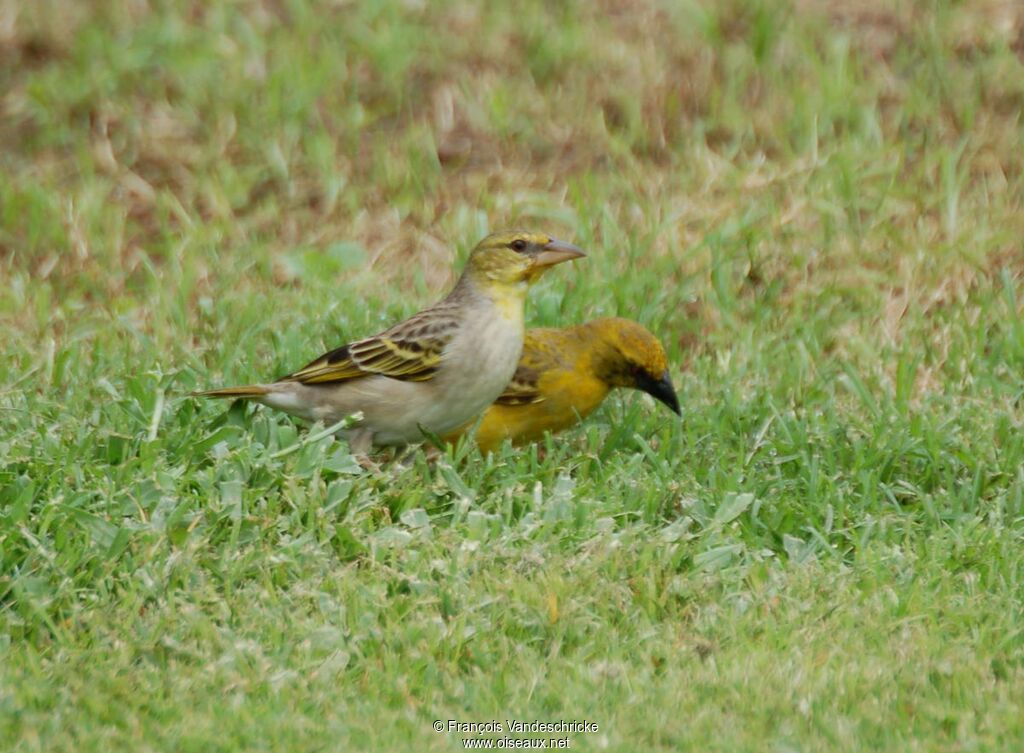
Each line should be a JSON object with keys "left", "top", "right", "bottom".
{"left": 195, "top": 231, "right": 585, "bottom": 452}
{"left": 446, "top": 318, "right": 679, "bottom": 452}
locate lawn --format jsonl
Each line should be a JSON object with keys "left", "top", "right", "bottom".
{"left": 2, "top": 0, "right": 1024, "bottom": 750}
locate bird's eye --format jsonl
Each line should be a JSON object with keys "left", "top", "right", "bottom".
{"left": 510, "top": 239, "right": 527, "bottom": 252}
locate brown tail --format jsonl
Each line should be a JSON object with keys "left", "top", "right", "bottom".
{"left": 192, "top": 385, "right": 270, "bottom": 399}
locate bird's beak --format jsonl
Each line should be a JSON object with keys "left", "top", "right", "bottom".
{"left": 530, "top": 238, "right": 586, "bottom": 268}
{"left": 635, "top": 369, "right": 681, "bottom": 415}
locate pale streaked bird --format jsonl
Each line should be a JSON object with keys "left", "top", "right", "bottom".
{"left": 445, "top": 317, "right": 679, "bottom": 452}
{"left": 194, "top": 231, "right": 585, "bottom": 452}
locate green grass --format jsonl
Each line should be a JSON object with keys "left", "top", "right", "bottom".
{"left": 3, "top": 0, "right": 1024, "bottom": 749}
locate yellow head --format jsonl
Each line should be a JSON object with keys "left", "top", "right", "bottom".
{"left": 582, "top": 317, "right": 680, "bottom": 414}
{"left": 462, "top": 230, "right": 586, "bottom": 287}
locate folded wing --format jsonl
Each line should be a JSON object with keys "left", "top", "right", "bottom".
{"left": 494, "top": 364, "right": 544, "bottom": 405}
{"left": 280, "top": 308, "right": 459, "bottom": 385}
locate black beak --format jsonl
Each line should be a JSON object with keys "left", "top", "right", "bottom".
{"left": 635, "top": 369, "right": 681, "bottom": 415}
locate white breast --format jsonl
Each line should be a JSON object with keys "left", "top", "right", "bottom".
{"left": 361, "top": 299, "right": 523, "bottom": 445}
{"left": 432, "top": 311, "right": 524, "bottom": 423}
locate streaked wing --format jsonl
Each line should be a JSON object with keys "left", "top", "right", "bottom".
{"left": 280, "top": 307, "right": 460, "bottom": 385}
{"left": 494, "top": 363, "right": 544, "bottom": 405}
{"left": 494, "top": 328, "right": 578, "bottom": 406}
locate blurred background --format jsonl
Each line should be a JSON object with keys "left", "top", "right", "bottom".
{"left": 5, "top": 0, "right": 1022, "bottom": 369}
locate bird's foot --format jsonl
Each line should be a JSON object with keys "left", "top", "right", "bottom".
{"left": 421, "top": 444, "right": 444, "bottom": 464}
{"left": 355, "top": 454, "right": 384, "bottom": 474}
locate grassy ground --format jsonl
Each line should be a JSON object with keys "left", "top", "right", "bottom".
{"left": 2, "top": 0, "right": 1024, "bottom": 750}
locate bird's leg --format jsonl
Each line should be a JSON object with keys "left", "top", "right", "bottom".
{"left": 421, "top": 444, "right": 445, "bottom": 464}
{"left": 344, "top": 429, "right": 381, "bottom": 472}
{"left": 343, "top": 428, "right": 372, "bottom": 453}
{"left": 390, "top": 443, "right": 441, "bottom": 469}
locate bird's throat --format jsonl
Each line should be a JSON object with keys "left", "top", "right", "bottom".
{"left": 488, "top": 283, "right": 527, "bottom": 324}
